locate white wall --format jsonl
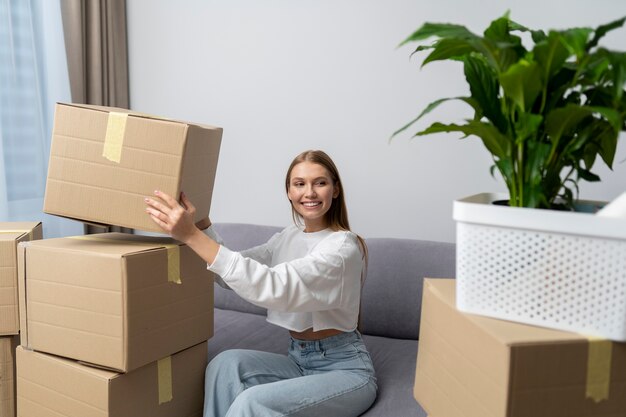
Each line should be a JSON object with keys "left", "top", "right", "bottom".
{"left": 127, "top": 0, "right": 626, "bottom": 242}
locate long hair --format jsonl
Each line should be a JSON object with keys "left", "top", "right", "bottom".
{"left": 285, "top": 150, "right": 368, "bottom": 262}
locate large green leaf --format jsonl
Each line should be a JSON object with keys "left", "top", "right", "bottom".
{"left": 416, "top": 121, "right": 512, "bottom": 159}
{"left": 499, "top": 60, "right": 543, "bottom": 110}
{"left": 400, "top": 23, "right": 478, "bottom": 46}
{"left": 589, "top": 106, "right": 622, "bottom": 132}
{"left": 463, "top": 54, "right": 507, "bottom": 132}
{"left": 606, "top": 50, "right": 626, "bottom": 101}
{"left": 596, "top": 123, "right": 619, "bottom": 167}
{"left": 522, "top": 140, "right": 552, "bottom": 208}
{"left": 483, "top": 16, "right": 526, "bottom": 70}
{"left": 390, "top": 96, "right": 480, "bottom": 139}
{"left": 533, "top": 31, "right": 570, "bottom": 82}
{"left": 579, "top": 52, "right": 610, "bottom": 84}
{"left": 545, "top": 105, "right": 593, "bottom": 143}
{"left": 423, "top": 38, "right": 478, "bottom": 65}
{"left": 514, "top": 113, "right": 543, "bottom": 145}
{"left": 587, "top": 16, "right": 626, "bottom": 50}
{"left": 525, "top": 140, "right": 551, "bottom": 184}
{"left": 560, "top": 27, "right": 593, "bottom": 59}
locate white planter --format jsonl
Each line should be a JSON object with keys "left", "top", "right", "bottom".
{"left": 453, "top": 193, "right": 626, "bottom": 341}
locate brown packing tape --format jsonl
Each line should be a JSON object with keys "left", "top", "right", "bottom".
{"left": 585, "top": 335, "right": 612, "bottom": 402}
{"left": 102, "top": 112, "right": 128, "bottom": 163}
{"left": 158, "top": 356, "right": 173, "bottom": 404}
{"left": 68, "top": 236, "right": 182, "bottom": 284}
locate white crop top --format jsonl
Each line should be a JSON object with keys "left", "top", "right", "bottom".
{"left": 204, "top": 224, "right": 364, "bottom": 332}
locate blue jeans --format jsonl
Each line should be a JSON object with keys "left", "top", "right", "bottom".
{"left": 204, "top": 331, "right": 377, "bottom": 417}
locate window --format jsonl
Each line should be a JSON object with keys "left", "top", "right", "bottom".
{"left": 0, "top": 0, "right": 81, "bottom": 237}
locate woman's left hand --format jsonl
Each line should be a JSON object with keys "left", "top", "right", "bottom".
{"left": 145, "top": 190, "right": 197, "bottom": 243}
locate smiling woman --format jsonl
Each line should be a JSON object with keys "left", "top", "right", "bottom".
{"left": 144, "top": 149, "right": 377, "bottom": 417}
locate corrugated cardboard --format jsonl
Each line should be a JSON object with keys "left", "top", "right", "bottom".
{"left": 0, "top": 222, "right": 42, "bottom": 335}
{"left": 414, "top": 279, "right": 626, "bottom": 417}
{"left": 16, "top": 341, "right": 207, "bottom": 417}
{"left": 43, "top": 103, "right": 222, "bottom": 232}
{"left": 17, "top": 233, "right": 214, "bottom": 372}
{"left": 0, "top": 336, "right": 19, "bottom": 417}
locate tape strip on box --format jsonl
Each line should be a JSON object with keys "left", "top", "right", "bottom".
{"left": 586, "top": 336, "right": 612, "bottom": 402}
{"left": 158, "top": 356, "right": 173, "bottom": 404}
{"left": 102, "top": 112, "right": 128, "bottom": 163}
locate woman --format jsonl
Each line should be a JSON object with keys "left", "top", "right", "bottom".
{"left": 145, "top": 150, "right": 377, "bottom": 417}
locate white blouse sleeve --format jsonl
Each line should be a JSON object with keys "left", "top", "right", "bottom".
{"left": 203, "top": 226, "right": 280, "bottom": 289}
{"left": 208, "top": 232, "right": 362, "bottom": 313}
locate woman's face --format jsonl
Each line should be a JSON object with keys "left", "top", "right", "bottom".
{"left": 287, "top": 161, "right": 339, "bottom": 232}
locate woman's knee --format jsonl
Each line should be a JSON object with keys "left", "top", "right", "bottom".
{"left": 206, "top": 349, "right": 264, "bottom": 381}
{"left": 206, "top": 350, "right": 244, "bottom": 381}
{"left": 226, "top": 385, "right": 273, "bottom": 417}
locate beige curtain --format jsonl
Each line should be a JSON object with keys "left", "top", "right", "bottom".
{"left": 60, "top": 0, "right": 132, "bottom": 234}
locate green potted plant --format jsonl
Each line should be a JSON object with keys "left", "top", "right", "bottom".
{"left": 394, "top": 13, "right": 626, "bottom": 341}
{"left": 395, "top": 13, "right": 626, "bottom": 209}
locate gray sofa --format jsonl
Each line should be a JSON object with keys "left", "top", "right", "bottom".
{"left": 208, "top": 223, "right": 456, "bottom": 416}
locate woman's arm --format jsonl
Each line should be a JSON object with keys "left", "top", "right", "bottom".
{"left": 210, "top": 232, "right": 362, "bottom": 313}
{"left": 145, "top": 190, "right": 221, "bottom": 265}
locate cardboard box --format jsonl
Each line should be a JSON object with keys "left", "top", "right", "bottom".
{"left": 1, "top": 336, "right": 19, "bottom": 417}
{"left": 16, "top": 341, "right": 207, "bottom": 417}
{"left": 414, "top": 279, "right": 626, "bottom": 417}
{"left": 43, "top": 103, "right": 222, "bottom": 232}
{"left": 0, "top": 222, "right": 42, "bottom": 335}
{"left": 18, "top": 233, "right": 214, "bottom": 372}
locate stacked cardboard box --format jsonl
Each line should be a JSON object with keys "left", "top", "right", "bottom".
{"left": 43, "top": 102, "right": 223, "bottom": 233}
{"left": 415, "top": 279, "right": 626, "bottom": 417}
{"left": 16, "top": 341, "right": 207, "bottom": 417}
{"left": 0, "top": 223, "right": 42, "bottom": 417}
{"left": 0, "top": 336, "right": 19, "bottom": 417}
{"left": 17, "top": 234, "right": 214, "bottom": 372}
{"left": 14, "top": 104, "right": 222, "bottom": 417}
{"left": 1, "top": 223, "right": 43, "bottom": 336}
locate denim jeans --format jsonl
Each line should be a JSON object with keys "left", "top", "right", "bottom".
{"left": 204, "top": 331, "right": 377, "bottom": 417}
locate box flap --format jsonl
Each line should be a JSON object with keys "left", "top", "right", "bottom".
{"left": 0, "top": 222, "right": 42, "bottom": 241}
{"left": 57, "top": 102, "right": 221, "bottom": 131}
{"left": 21, "top": 233, "right": 182, "bottom": 258}
{"left": 1, "top": 223, "right": 42, "bottom": 336}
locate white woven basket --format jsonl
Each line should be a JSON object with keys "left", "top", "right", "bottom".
{"left": 454, "top": 193, "right": 626, "bottom": 341}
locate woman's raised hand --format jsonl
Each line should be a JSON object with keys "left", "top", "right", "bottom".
{"left": 145, "top": 190, "right": 197, "bottom": 243}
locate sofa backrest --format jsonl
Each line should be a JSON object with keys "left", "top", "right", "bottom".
{"left": 211, "top": 223, "right": 456, "bottom": 340}
{"left": 212, "top": 223, "right": 276, "bottom": 316}
{"left": 360, "top": 237, "right": 456, "bottom": 339}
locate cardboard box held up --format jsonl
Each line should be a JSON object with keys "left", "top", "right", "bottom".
{"left": 16, "top": 341, "right": 207, "bottom": 417}
{"left": 414, "top": 279, "right": 626, "bottom": 417}
{"left": 1, "top": 336, "right": 19, "bottom": 417}
{"left": 0, "top": 222, "right": 42, "bottom": 335}
{"left": 43, "top": 103, "right": 222, "bottom": 232}
{"left": 18, "top": 233, "right": 214, "bottom": 372}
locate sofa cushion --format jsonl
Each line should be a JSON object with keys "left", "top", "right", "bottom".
{"left": 359, "top": 238, "right": 456, "bottom": 340}
{"left": 208, "top": 308, "right": 427, "bottom": 417}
